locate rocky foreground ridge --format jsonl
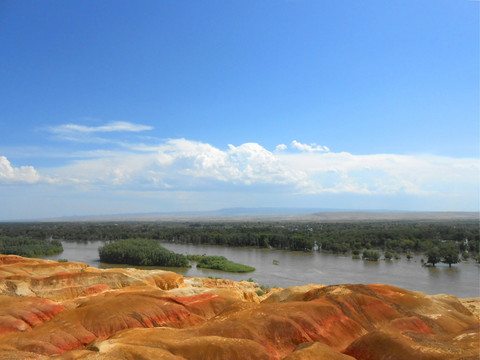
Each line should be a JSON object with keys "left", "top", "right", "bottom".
{"left": 0, "top": 255, "right": 478, "bottom": 360}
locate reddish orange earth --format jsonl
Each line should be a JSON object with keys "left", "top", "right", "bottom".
{"left": 0, "top": 254, "right": 478, "bottom": 359}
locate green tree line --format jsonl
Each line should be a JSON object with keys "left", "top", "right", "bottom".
{"left": 0, "top": 220, "right": 478, "bottom": 258}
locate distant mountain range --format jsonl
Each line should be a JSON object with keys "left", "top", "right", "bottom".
{"left": 32, "top": 208, "right": 479, "bottom": 222}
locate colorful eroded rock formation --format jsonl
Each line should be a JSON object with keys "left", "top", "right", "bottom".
{"left": 0, "top": 254, "right": 478, "bottom": 359}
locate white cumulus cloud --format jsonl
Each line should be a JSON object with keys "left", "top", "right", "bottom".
{"left": 291, "top": 140, "right": 329, "bottom": 152}
{"left": 14, "top": 138, "right": 479, "bottom": 210}
{"left": 0, "top": 156, "right": 41, "bottom": 184}
{"left": 48, "top": 139, "right": 304, "bottom": 189}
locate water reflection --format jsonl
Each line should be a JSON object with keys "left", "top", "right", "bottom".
{"left": 428, "top": 266, "right": 460, "bottom": 280}
{"left": 362, "top": 261, "right": 381, "bottom": 268}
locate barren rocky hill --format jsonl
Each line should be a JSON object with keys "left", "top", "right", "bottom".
{"left": 0, "top": 254, "right": 478, "bottom": 359}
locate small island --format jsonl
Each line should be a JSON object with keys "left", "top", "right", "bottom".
{"left": 99, "top": 238, "right": 255, "bottom": 272}
{"left": 187, "top": 254, "right": 255, "bottom": 273}
{"left": 99, "top": 238, "right": 189, "bottom": 267}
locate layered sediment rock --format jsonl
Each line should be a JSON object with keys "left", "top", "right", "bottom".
{"left": 0, "top": 254, "right": 478, "bottom": 359}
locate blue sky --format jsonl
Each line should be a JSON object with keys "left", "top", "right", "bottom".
{"left": 0, "top": 0, "right": 478, "bottom": 220}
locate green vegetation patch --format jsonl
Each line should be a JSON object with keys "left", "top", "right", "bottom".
{"left": 1, "top": 220, "right": 478, "bottom": 264}
{"left": 187, "top": 255, "right": 255, "bottom": 273}
{"left": 362, "top": 250, "right": 380, "bottom": 261}
{"left": 425, "top": 242, "right": 460, "bottom": 268}
{"left": 0, "top": 236, "right": 63, "bottom": 257}
{"left": 99, "top": 238, "right": 189, "bottom": 267}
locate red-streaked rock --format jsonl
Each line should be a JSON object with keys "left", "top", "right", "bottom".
{"left": 0, "top": 295, "right": 65, "bottom": 335}
{"left": 0, "top": 288, "right": 244, "bottom": 355}
{"left": 0, "top": 255, "right": 478, "bottom": 360}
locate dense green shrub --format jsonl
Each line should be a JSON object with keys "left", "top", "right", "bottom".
{"left": 99, "top": 238, "right": 189, "bottom": 267}
{"left": 362, "top": 250, "right": 380, "bottom": 261}
{"left": 0, "top": 236, "right": 63, "bottom": 257}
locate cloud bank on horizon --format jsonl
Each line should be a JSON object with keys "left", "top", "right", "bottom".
{"left": 0, "top": 120, "right": 477, "bottom": 219}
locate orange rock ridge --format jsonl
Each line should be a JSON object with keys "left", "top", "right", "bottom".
{"left": 0, "top": 254, "right": 478, "bottom": 359}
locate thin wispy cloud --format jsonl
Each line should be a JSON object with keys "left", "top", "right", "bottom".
{"left": 49, "top": 121, "right": 153, "bottom": 135}
{"left": 46, "top": 121, "right": 155, "bottom": 145}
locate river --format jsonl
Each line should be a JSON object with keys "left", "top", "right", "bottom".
{"left": 42, "top": 240, "right": 480, "bottom": 298}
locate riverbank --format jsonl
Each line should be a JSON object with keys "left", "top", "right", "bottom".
{"left": 41, "top": 240, "right": 480, "bottom": 298}
{"left": 0, "top": 254, "right": 478, "bottom": 359}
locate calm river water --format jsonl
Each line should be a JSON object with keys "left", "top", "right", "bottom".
{"left": 43, "top": 241, "right": 480, "bottom": 298}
